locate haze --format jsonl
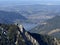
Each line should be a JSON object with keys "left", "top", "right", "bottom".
{"left": 0, "top": 0, "right": 60, "bottom": 6}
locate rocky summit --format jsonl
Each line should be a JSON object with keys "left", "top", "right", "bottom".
{"left": 0, "top": 23, "right": 60, "bottom": 45}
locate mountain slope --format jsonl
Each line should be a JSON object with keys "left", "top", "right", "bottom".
{"left": 30, "top": 16, "right": 60, "bottom": 39}
{"left": 1, "top": 5, "right": 59, "bottom": 23}
{"left": 0, "top": 10, "right": 27, "bottom": 24}
{"left": 0, "top": 23, "right": 60, "bottom": 45}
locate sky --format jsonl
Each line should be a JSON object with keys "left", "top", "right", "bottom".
{"left": 0, "top": 0, "right": 60, "bottom": 5}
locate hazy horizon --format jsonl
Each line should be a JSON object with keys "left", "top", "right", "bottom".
{"left": 0, "top": 0, "right": 60, "bottom": 6}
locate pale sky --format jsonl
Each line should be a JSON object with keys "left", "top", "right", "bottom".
{"left": 0, "top": 0, "right": 60, "bottom": 1}
{"left": 0, "top": 0, "right": 60, "bottom": 5}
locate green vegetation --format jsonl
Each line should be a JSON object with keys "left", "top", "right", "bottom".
{"left": 0, "top": 23, "right": 60, "bottom": 45}
{"left": 0, "top": 24, "right": 26, "bottom": 45}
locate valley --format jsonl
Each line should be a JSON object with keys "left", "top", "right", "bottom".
{"left": 0, "top": 5, "right": 60, "bottom": 23}
{"left": 0, "top": 4, "right": 60, "bottom": 45}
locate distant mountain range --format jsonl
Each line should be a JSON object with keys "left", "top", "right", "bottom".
{"left": 1, "top": 5, "right": 60, "bottom": 23}
{"left": 30, "top": 16, "right": 60, "bottom": 39}
{"left": 0, "top": 10, "right": 27, "bottom": 24}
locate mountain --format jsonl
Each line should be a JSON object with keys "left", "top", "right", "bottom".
{"left": 0, "top": 23, "right": 60, "bottom": 45}
{"left": 1, "top": 5, "right": 60, "bottom": 23}
{"left": 0, "top": 10, "right": 27, "bottom": 24}
{"left": 28, "top": 32, "right": 60, "bottom": 45}
{"left": 30, "top": 16, "right": 60, "bottom": 39}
